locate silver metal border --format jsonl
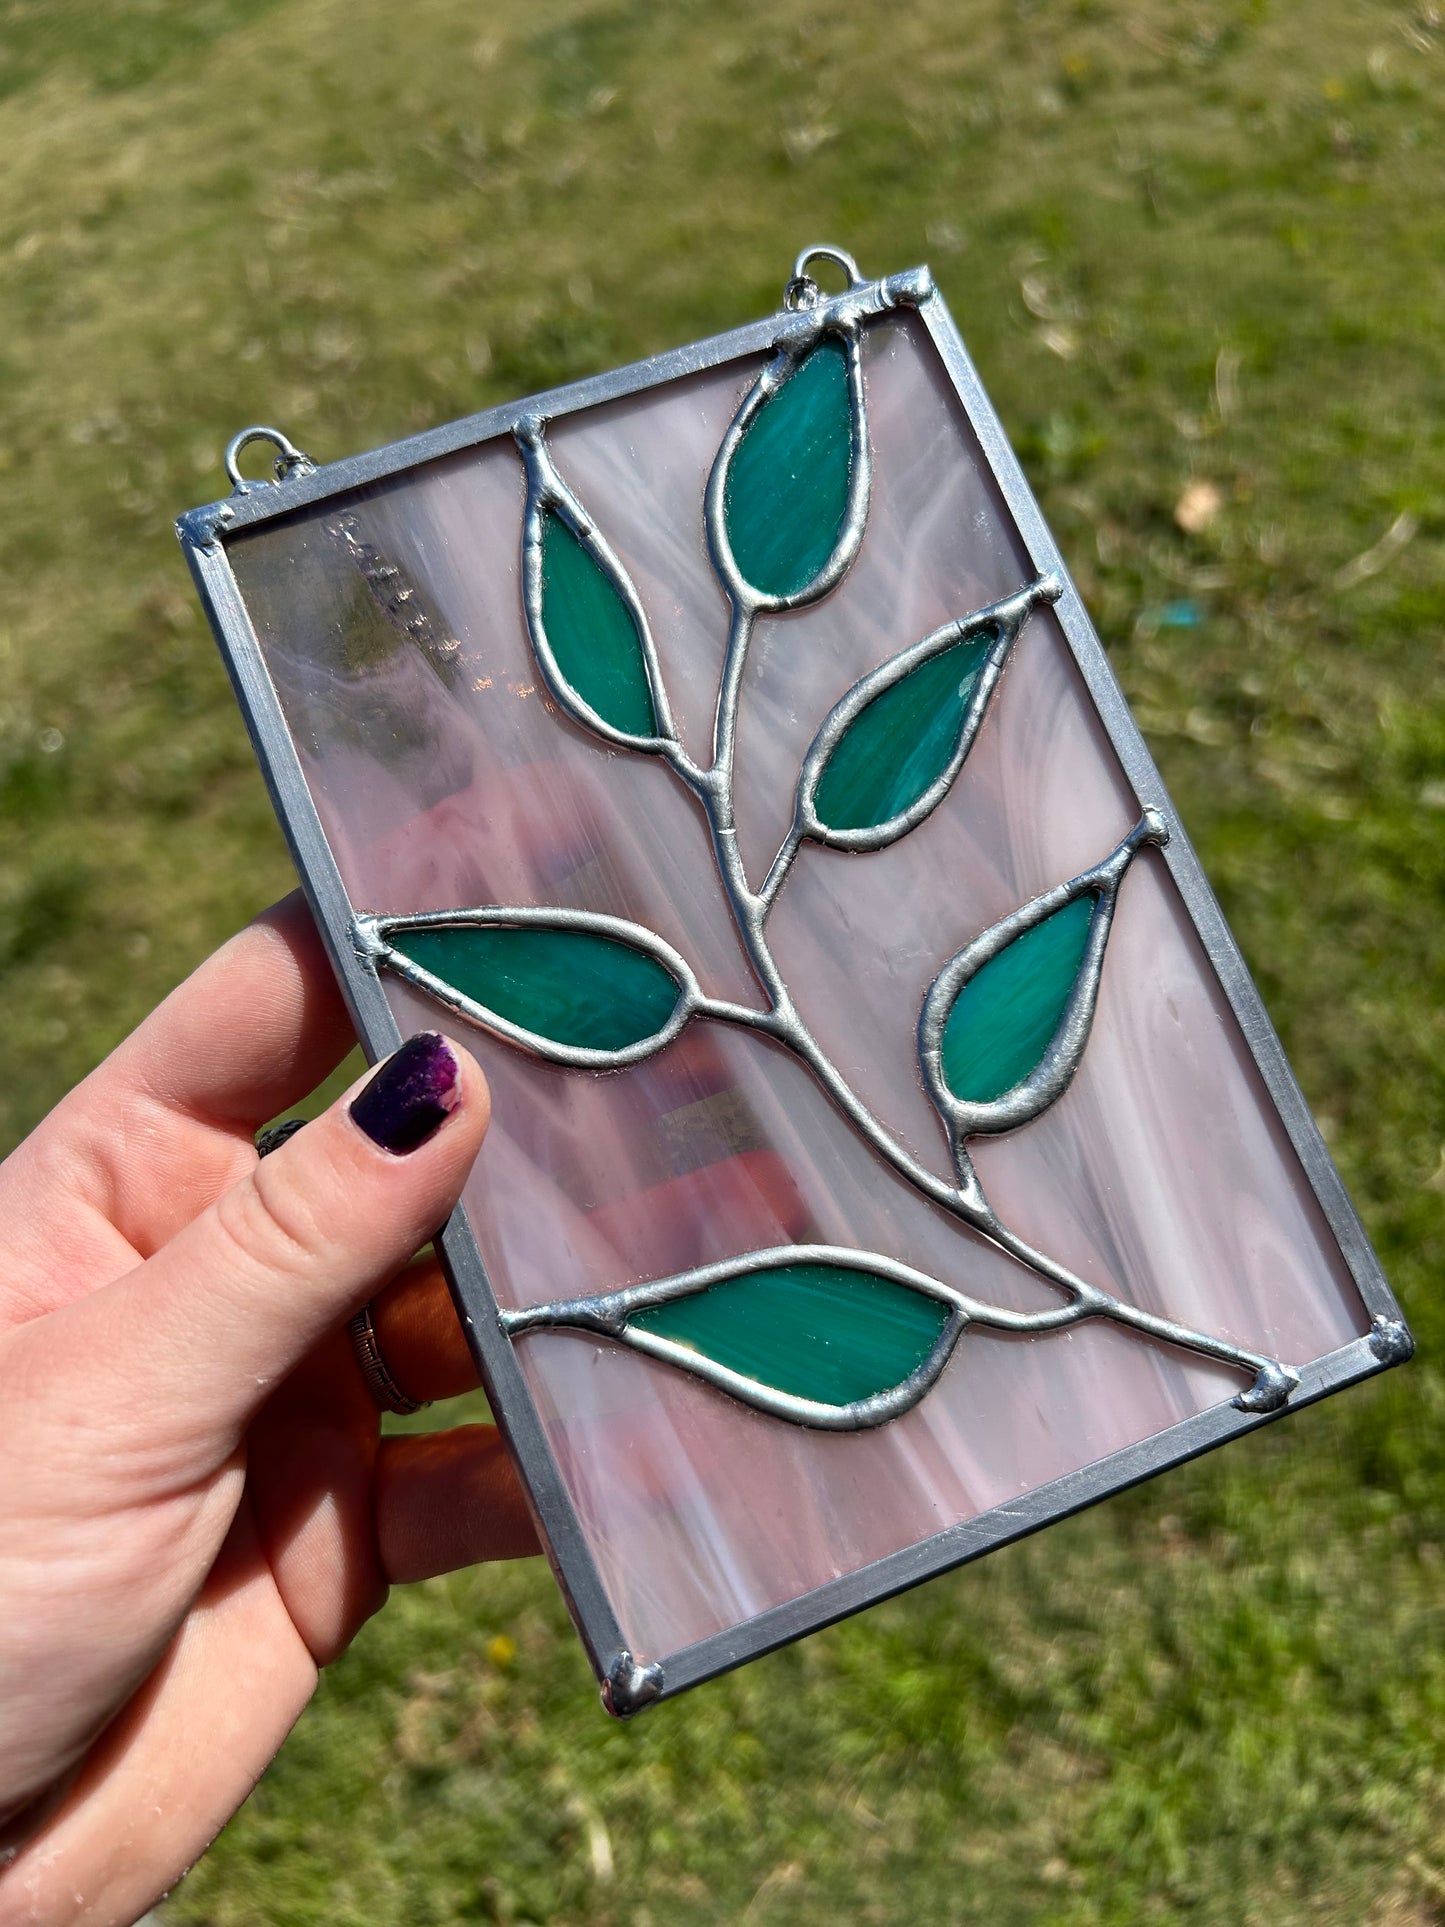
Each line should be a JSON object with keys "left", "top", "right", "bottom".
{"left": 178, "top": 261, "right": 1409, "bottom": 1716}
{"left": 655, "top": 1328, "right": 1395, "bottom": 1700}
{"left": 175, "top": 268, "right": 932, "bottom": 552}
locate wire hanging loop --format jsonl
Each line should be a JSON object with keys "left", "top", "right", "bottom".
{"left": 224, "top": 425, "right": 318, "bottom": 493}
{"left": 783, "top": 244, "right": 868, "bottom": 313}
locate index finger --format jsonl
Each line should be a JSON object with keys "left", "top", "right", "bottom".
{"left": 0, "top": 893, "right": 357, "bottom": 1290}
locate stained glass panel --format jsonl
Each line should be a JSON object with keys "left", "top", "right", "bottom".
{"left": 190, "top": 255, "right": 1406, "bottom": 1707}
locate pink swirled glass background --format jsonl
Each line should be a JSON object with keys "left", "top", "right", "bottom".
{"left": 230, "top": 314, "right": 1368, "bottom": 1662}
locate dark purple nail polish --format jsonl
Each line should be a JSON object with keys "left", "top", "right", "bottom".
{"left": 350, "top": 1032, "right": 461, "bottom": 1154}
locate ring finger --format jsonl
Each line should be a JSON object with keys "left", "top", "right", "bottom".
{"left": 365, "top": 1252, "right": 480, "bottom": 1408}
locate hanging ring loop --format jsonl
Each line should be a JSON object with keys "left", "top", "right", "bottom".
{"left": 224, "top": 425, "right": 317, "bottom": 493}
{"left": 784, "top": 245, "right": 867, "bottom": 313}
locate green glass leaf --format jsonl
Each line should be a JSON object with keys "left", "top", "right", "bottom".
{"left": 391, "top": 922, "right": 682, "bottom": 1053}
{"left": 723, "top": 339, "right": 853, "bottom": 599}
{"left": 812, "top": 632, "right": 993, "bottom": 833}
{"left": 941, "top": 893, "right": 1098, "bottom": 1103}
{"left": 630, "top": 1261, "right": 950, "bottom": 1407}
{"left": 540, "top": 509, "right": 658, "bottom": 739}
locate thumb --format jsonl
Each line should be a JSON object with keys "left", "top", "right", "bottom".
{"left": 31, "top": 1032, "right": 489, "bottom": 1466}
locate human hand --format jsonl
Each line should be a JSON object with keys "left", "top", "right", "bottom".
{"left": 0, "top": 895, "right": 537, "bottom": 1927}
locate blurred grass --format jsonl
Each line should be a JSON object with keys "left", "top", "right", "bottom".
{"left": 1, "top": 0, "right": 1442, "bottom": 1921}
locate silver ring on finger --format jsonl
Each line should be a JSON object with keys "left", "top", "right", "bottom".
{"left": 347, "top": 1303, "right": 426, "bottom": 1416}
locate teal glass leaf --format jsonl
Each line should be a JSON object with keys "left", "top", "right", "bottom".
{"left": 389, "top": 921, "right": 684, "bottom": 1054}
{"left": 722, "top": 339, "right": 853, "bottom": 600}
{"left": 922, "top": 816, "right": 1163, "bottom": 1141}
{"left": 539, "top": 508, "right": 658, "bottom": 739}
{"left": 941, "top": 894, "right": 1098, "bottom": 1103}
{"left": 630, "top": 1261, "right": 951, "bottom": 1408}
{"left": 810, "top": 631, "right": 994, "bottom": 835}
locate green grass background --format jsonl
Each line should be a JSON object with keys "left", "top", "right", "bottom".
{"left": 1, "top": 0, "right": 1442, "bottom": 1920}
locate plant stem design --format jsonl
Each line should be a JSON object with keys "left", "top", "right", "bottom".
{"left": 357, "top": 250, "right": 1299, "bottom": 1424}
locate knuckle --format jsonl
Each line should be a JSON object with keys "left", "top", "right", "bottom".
{"left": 210, "top": 1158, "right": 338, "bottom": 1284}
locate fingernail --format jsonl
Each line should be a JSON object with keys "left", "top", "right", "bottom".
{"left": 350, "top": 1033, "right": 461, "bottom": 1154}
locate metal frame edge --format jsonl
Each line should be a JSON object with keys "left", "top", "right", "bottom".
{"left": 180, "top": 312, "right": 808, "bottom": 545}
{"left": 654, "top": 1330, "right": 1396, "bottom": 1698}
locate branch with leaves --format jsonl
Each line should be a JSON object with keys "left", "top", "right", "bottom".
{"left": 355, "top": 269, "right": 1298, "bottom": 1430}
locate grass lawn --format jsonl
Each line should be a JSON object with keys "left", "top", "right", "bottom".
{"left": 1, "top": 0, "right": 1443, "bottom": 1920}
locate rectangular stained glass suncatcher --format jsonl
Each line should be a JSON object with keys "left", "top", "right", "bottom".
{"left": 181, "top": 250, "right": 1410, "bottom": 1714}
